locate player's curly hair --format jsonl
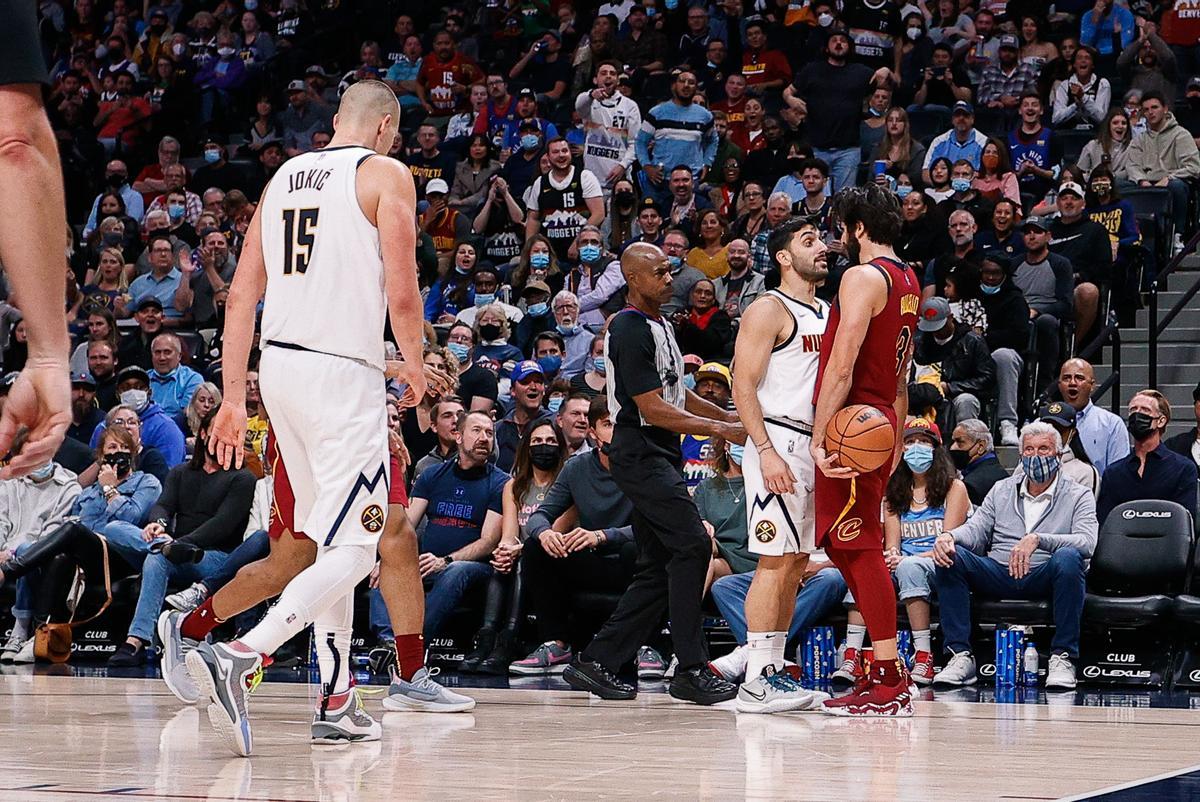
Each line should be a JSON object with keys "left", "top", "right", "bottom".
{"left": 832, "top": 183, "right": 902, "bottom": 247}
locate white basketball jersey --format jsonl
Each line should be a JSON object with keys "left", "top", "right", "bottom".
{"left": 756, "top": 290, "right": 829, "bottom": 423}
{"left": 258, "top": 145, "right": 386, "bottom": 370}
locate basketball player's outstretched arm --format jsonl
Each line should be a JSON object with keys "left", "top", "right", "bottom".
{"left": 732, "top": 298, "right": 795, "bottom": 495}
{"left": 810, "top": 264, "right": 888, "bottom": 479}
{"left": 209, "top": 202, "right": 268, "bottom": 469}
{"left": 0, "top": 85, "right": 72, "bottom": 477}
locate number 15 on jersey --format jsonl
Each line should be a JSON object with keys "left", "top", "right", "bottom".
{"left": 282, "top": 208, "right": 319, "bottom": 275}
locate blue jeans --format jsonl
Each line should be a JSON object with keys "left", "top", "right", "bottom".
{"left": 100, "top": 521, "right": 155, "bottom": 568}
{"left": 1165, "top": 178, "right": 1190, "bottom": 240}
{"left": 711, "top": 567, "right": 848, "bottom": 649}
{"left": 934, "top": 546, "right": 1086, "bottom": 658}
{"left": 202, "top": 531, "right": 269, "bottom": 593}
{"left": 423, "top": 560, "right": 493, "bottom": 640}
{"left": 11, "top": 542, "right": 38, "bottom": 619}
{"left": 369, "top": 588, "right": 393, "bottom": 643}
{"left": 129, "top": 549, "right": 230, "bottom": 643}
{"left": 813, "top": 147, "right": 861, "bottom": 194}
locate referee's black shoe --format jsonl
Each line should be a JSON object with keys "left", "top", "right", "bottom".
{"left": 669, "top": 665, "right": 737, "bottom": 705}
{"left": 563, "top": 658, "right": 636, "bottom": 700}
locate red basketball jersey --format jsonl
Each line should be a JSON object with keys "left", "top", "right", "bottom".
{"left": 815, "top": 256, "right": 920, "bottom": 411}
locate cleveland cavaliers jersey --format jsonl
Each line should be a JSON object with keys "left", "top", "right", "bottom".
{"left": 258, "top": 145, "right": 386, "bottom": 371}
{"left": 757, "top": 290, "right": 828, "bottom": 423}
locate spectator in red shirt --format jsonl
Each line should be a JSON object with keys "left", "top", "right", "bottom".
{"left": 711, "top": 74, "right": 748, "bottom": 140}
{"left": 731, "top": 97, "right": 768, "bottom": 153}
{"left": 741, "top": 20, "right": 791, "bottom": 93}
{"left": 94, "top": 70, "right": 151, "bottom": 155}
{"left": 417, "top": 29, "right": 482, "bottom": 130}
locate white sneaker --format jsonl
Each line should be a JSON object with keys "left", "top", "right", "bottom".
{"left": 1045, "top": 653, "right": 1077, "bottom": 689}
{"left": 1, "top": 628, "right": 27, "bottom": 662}
{"left": 166, "top": 582, "right": 209, "bottom": 612}
{"left": 999, "top": 420, "right": 1020, "bottom": 447}
{"left": 10, "top": 638, "right": 34, "bottom": 664}
{"left": 708, "top": 645, "right": 748, "bottom": 682}
{"left": 383, "top": 667, "right": 476, "bottom": 713}
{"left": 311, "top": 688, "right": 382, "bottom": 744}
{"left": 736, "top": 666, "right": 829, "bottom": 714}
{"left": 932, "top": 650, "right": 977, "bottom": 687}
{"left": 663, "top": 655, "right": 679, "bottom": 680}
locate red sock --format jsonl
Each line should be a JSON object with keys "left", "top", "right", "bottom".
{"left": 872, "top": 658, "right": 905, "bottom": 686}
{"left": 180, "top": 597, "right": 224, "bottom": 641}
{"left": 828, "top": 548, "right": 897, "bottom": 647}
{"left": 395, "top": 633, "right": 425, "bottom": 681}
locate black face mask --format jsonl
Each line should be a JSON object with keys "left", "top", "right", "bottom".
{"left": 1127, "top": 412, "right": 1157, "bottom": 440}
{"left": 599, "top": 440, "right": 612, "bottom": 456}
{"left": 949, "top": 447, "right": 973, "bottom": 470}
{"left": 615, "top": 191, "right": 635, "bottom": 207}
{"left": 529, "top": 443, "right": 559, "bottom": 470}
{"left": 106, "top": 173, "right": 127, "bottom": 188}
{"left": 479, "top": 323, "right": 502, "bottom": 341}
{"left": 104, "top": 451, "right": 133, "bottom": 475}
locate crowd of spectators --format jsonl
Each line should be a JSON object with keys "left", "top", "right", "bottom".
{"left": 0, "top": 0, "right": 1199, "bottom": 684}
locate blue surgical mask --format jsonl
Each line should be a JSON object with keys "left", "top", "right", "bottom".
{"left": 537, "top": 354, "right": 563, "bottom": 375}
{"left": 896, "top": 185, "right": 913, "bottom": 199}
{"left": 204, "top": 149, "right": 221, "bottom": 163}
{"left": 727, "top": 443, "right": 744, "bottom": 466}
{"left": 520, "top": 134, "right": 541, "bottom": 151}
{"left": 668, "top": 255, "right": 682, "bottom": 269}
{"left": 683, "top": 373, "right": 696, "bottom": 390}
{"left": 580, "top": 244, "right": 602, "bottom": 263}
{"left": 245, "top": 0, "right": 258, "bottom": 8}
{"left": 951, "top": 177, "right": 972, "bottom": 193}
{"left": 556, "top": 323, "right": 579, "bottom": 336}
{"left": 473, "top": 292, "right": 495, "bottom": 307}
{"left": 167, "top": 203, "right": 185, "bottom": 220}
{"left": 981, "top": 282, "right": 1002, "bottom": 295}
{"left": 530, "top": 252, "right": 550, "bottom": 269}
{"left": 447, "top": 342, "right": 470, "bottom": 363}
{"left": 547, "top": 395, "right": 564, "bottom": 413}
{"left": 527, "top": 301, "right": 549, "bottom": 317}
{"left": 902, "top": 443, "right": 935, "bottom": 474}
{"left": 29, "top": 463, "right": 56, "bottom": 482}
{"left": 591, "top": 356, "right": 607, "bottom": 375}
{"left": 1022, "top": 453, "right": 1060, "bottom": 484}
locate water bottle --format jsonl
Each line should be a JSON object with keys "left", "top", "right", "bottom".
{"left": 1022, "top": 641, "right": 1039, "bottom": 686}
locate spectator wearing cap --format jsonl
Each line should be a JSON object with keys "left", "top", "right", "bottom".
{"left": 500, "top": 91, "right": 560, "bottom": 156}
{"left": 636, "top": 69, "right": 717, "bottom": 206}
{"left": 571, "top": 226, "right": 626, "bottom": 328}
{"left": 68, "top": 371, "right": 105, "bottom": 445}
{"left": 949, "top": 419, "right": 1008, "bottom": 506}
{"left": 1126, "top": 90, "right": 1200, "bottom": 253}
{"left": 134, "top": 8, "right": 175, "bottom": 74}
{"left": 1057, "top": 357, "right": 1131, "bottom": 476}
{"left": 1012, "top": 216, "right": 1074, "bottom": 386}
{"left": 523, "top": 138, "right": 605, "bottom": 262}
{"left": 622, "top": 198, "right": 665, "bottom": 252}
{"left": 978, "top": 254, "right": 1031, "bottom": 447}
{"left": 509, "top": 30, "right": 571, "bottom": 106}
{"left": 119, "top": 297, "right": 165, "bottom": 372}
{"left": 677, "top": 362, "right": 732, "bottom": 491}
{"left": 514, "top": 280, "right": 557, "bottom": 356}
{"left": 91, "top": 366, "right": 187, "bottom": 467}
{"left": 1097, "top": 390, "right": 1199, "bottom": 524}
{"left": 188, "top": 140, "right": 246, "bottom": 196}
{"left": 246, "top": 140, "right": 285, "bottom": 201}
{"left": 420, "top": 179, "right": 472, "bottom": 271}
{"left": 1051, "top": 46, "right": 1112, "bottom": 130}
{"left": 978, "top": 34, "right": 1038, "bottom": 113}
{"left": 148, "top": 333, "right": 203, "bottom": 419}
{"left": 922, "top": 101, "right": 988, "bottom": 182}
{"left": 1015, "top": 401, "right": 1101, "bottom": 498}
{"left": 280, "top": 78, "right": 334, "bottom": 158}
{"left": 1165, "top": 382, "right": 1200, "bottom": 469}
{"left": 495, "top": 360, "right": 553, "bottom": 473}
{"left": 1050, "top": 181, "right": 1111, "bottom": 338}
{"left": 128, "top": 236, "right": 188, "bottom": 325}
{"left": 408, "top": 124, "right": 459, "bottom": 199}
{"left": 913, "top": 297, "right": 996, "bottom": 434}
{"left": 498, "top": 119, "right": 547, "bottom": 202}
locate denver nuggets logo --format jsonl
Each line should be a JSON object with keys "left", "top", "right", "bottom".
{"left": 755, "top": 520, "right": 777, "bottom": 543}
{"left": 833, "top": 517, "right": 863, "bottom": 542}
{"left": 361, "top": 504, "right": 385, "bottom": 533}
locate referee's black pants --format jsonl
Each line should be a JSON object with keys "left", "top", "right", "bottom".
{"left": 581, "top": 449, "right": 712, "bottom": 672}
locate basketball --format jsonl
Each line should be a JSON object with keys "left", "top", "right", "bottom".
{"left": 825, "top": 405, "right": 895, "bottom": 472}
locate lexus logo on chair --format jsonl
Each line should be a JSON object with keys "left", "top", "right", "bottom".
{"left": 1122, "top": 509, "right": 1173, "bottom": 519}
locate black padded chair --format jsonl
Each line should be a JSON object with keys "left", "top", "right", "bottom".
{"left": 1057, "top": 129, "right": 1094, "bottom": 167}
{"left": 907, "top": 109, "right": 950, "bottom": 145}
{"left": 1122, "top": 187, "right": 1174, "bottom": 268}
{"left": 1171, "top": 523, "right": 1200, "bottom": 624}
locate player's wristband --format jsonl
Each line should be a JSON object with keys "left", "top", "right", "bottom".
{"left": 755, "top": 440, "right": 774, "bottom": 454}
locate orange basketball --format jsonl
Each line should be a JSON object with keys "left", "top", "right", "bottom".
{"left": 825, "top": 405, "right": 896, "bottom": 473}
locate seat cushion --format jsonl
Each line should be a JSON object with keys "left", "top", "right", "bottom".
{"left": 1173, "top": 594, "right": 1200, "bottom": 623}
{"left": 975, "top": 599, "right": 1053, "bottom": 624}
{"left": 1084, "top": 593, "right": 1174, "bottom": 627}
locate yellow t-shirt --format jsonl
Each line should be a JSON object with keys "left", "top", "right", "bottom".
{"left": 245, "top": 416, "right": 268, "bottom": 462}
{"left": 686, "top": 246, "right": 730, "bottom": 280}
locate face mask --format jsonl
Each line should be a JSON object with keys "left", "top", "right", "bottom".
{"left": 530, "top": 252, "right": 550, "bottom": 269}
{"left": 1127, "top": 411, "right": 1157, "bottom": 440}
{"left": 217, "top": 47, "right": 236, "bottom": 58}
{"left": 818, "top": 12, "right": 834, "bottom": 26}
{"left": 868, "top": 106, "right": 884, "bottom": 118}
{"left": 727, "top": 443, "right": 744, "bottom": 466}
{"left": 615, "top": 191, "right": 635, "bottom": 207}
{"left": 668, "top": 255, "right": 682, "bottom": 269}
{"left": 447, "top": 342, "right": 470, "bottom": 363}
{"left": 949, "top": 447, "right": 973, "bottom": 470}
{"left": 102, "top": 231, "right": 123, "bottom": 246}
{"left": 245, "top": 0, "right": 258, "bottom": 8}
{"left": 1092, "top": 182, "right": 1111, "bottom": 196}
{"left": 980, "top": 281, "right": 1002, "bottom": 295}
{"left": 120, "top": 389, "right": 149, "bottom": 411}
{"left": 903, "top": 443, "right": 935, "bottom": 474}
{"left": 478, "top": 322, "right": 502, "bottom": 341}
{"left": 106, "top": 173, "right": 126, "bottom": 188}
{"left": 546, "top": 395, "right": 564, "bottom": 413}
{"left": 529, "top": 442, "right": 560, "bottom": 469}
{"left": 527, "top": 301, "right": 549, "bottom": 317}
{"left": 29, "top": 463, "right": 56, "bottom": 482}
{"left": 1021, "top": 453, "right": 1060, "bottom": 484}
{"left": 896, "top": 185, "right": 913, "bottom": 199}
{"left": 538, "top": 354, "right": 563, "bottom": 375}
{"left": 580, "top": 244, "right": 602, "bottom": 263}
{"left": 591, "top": 356, "right": 607, "bottom": 375}
{"left": 683, "top": 373, "right": 697, "bottom": 390}
{"left": 520, "top": 134, "right": 541, "bottom": 151}
{"left": 167, "top": 203, "right": 185, "bottom": 220}
{"left": 204, "top": 149, "right": 221, "bottom": 164}
{"left": 907, "top": 26, "right": 923, "bottom": 40}
{"left": 982, "top": 153, "right": 1000, "bottom": 170}
{"left": 474, "top": 292, "right": 495, "bottom": 308}
{"left": 556, "top": 323, "right": 578, "bottom": 336}
{"left": 172, "top": 43, "right": 186, "bottom": 56}
{"left": 104, "top": 451, "right": 133, "bottom": 475}
{"left": 951, "top": 177, "right": 972, "bottom": 193}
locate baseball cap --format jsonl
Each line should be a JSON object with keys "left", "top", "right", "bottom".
{"left": 522, "top": 280, "right": 552, "bottom": 297}
{"left": 952, "top": 100, "right": 974, "bottom": 116}
{"left": 628, "top": 3, "right": 647, "bottom": 13}
{"left": 998, "top": 33, "right": 1019, "bottom": 50}
{"left": 1021, "top": 215, "right": 1051, "bottom": 232}
{"left": 1192, "top": 380, "right": 1200, "bottom": 403}
{"left": 116, "top": 365, "right": 151, "bottom": 386}
{"left": 71, "top": 370, "right": 96, "bottom": 388}
{"left": 638, "top": 197, "right": 662, "bottom": 215}
{"left": 518, "top": 87, "right": 537, "bottom": 100}
{"left": 694, "top": 362, "right": 732, "bottom": 389}
{"left": 148, "top": 7, "right": 168, "bottom": 20}
{"left": 517, "top": 117, "right": 541, "bottom": 132}
{"left": 286, "top": 79, "right": 307, "bottom": 93}
{"left": 425, "top": 178, "right": 450, "bottom": 195}
{"left": 1058, "top": 181, "right": 1085, "bottom": 198}
{"left": 917, "top": 297, "right": 951, "bottom": 332}
{"left": 134, "top": 296, "right": 164, "bottom": 312}
{"left": 1039, "top": 400, "right": 1077, "bottom": 428}
{"left": 510, "top": 359, "right": 545, "bottom": 383}
{"left": 1187, "top": 76, "right": 1200, "bottom": 91}
{"left": 683, "top": 354, "right": 704, "bottom": 372}
{"left": 904, "top": 417, "right": 941, "bottom": 444}
{"left": 305, "top": 65, "right": 329, "bottom": 78}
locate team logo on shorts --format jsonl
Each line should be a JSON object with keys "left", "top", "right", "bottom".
{"left": 833, "top": 517, "right": 863, "bottom": 542}
{"left": 754, "top": 521, "right": 777, "bottom": 543}
{"left": 361, "top": 504, "right": 385, "bottom": 533}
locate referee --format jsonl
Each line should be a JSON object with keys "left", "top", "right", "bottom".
{"left": 0, "top": 0, "right": 72, "bottom": 478}
{"left": 563, "top": 242, "right": 746, "bottom": 705}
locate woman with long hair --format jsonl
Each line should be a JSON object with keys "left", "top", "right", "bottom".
{"left": 73, "top": 248, "right": 130, "bottom": 322}
{"left": 245, "top": 94, "right": 283, "bottom": 153}
{"left": 569, "top": 334, "right": 607, "bottom": 398}
{"left": 1019, "top": 16, "right": 1059, "bottom": 68}
{"left": 177, "top": 381, "right": 223, "bottom": 454}
{"left": 973, "top": 138, "right": 1020, "bottom": 205}
{"left": 897, "top": 190, "right": 949, "bottom": 279}
{"left": 975, "top": 198, "right": 1025, "bottom": 259}
{"left": 509, "top": 234, "right": 564, "bottom": 297}
{"left": 460, "top": 421, "right": 569, "bottom": 674}
{"left": 423, "top": 241, "right": 479, "bottom": 323}
{"left": 400, "top": 345, "right": 461, "bottom": 468}
{"left": 710, "top": 155, "right": 744, "bottom": 219}
{"left": 69, "top": 308, "right": 120, "bottom": 375}
{"left": 924, "top": 157, "right": 955, "bottom": 203}
{"left": 1077, "top": 109, "right": 1133, "bottom": 180}
{"left": 928, "top": 0, "right": 975, "bottom": 55}
{"left": 694, "top": 437, "right": 757, "bottom": 596}
{"left": 687, "top": 209, "right": 730, "bottom": 279}
{"left": 943, "top": 258, "right": 988, "bottom": 336}
{"left": 449, "top": 134, "right": 501, "bottom": 210}
{"left": 833, "top": 419, "right": 968, "bottom": 688}
{"left": 730, "top": 182, "right": 768, "bottom": 243}
{"left": 602, "top": 178, "right": 639, "bottom": 252}
{"left": 873, "top": 107, "right": 927, "bottom": 184}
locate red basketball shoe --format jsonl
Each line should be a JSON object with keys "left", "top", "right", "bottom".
{"left": 823, "top": 661, "right": 913, "bottom": 717}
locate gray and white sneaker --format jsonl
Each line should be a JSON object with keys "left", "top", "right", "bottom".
{"left": 157, "top": 609, "right": 200, "bottom": 704}
{"left": 165, "top": 582, "right": 209, "bottom": 612}
{"left": 10, "top": 638, "right": 34, "bottom": 664}
{"left": 186, "top": 641, "right": 263, "bottom": 757}
{"left": 637, "top": 645, "right": 667, "bottom": 679}
{"left": 1045, "top": 653, "right": 1077, "bottom": 689}
{"left": 1, "top": 629, "right": 26, "bottom": 662}
{"left": 312, "top": 688, "right": 382, "bottom": 744}
{"left": 736, "top": 666, "right": 830, "bottom": 714}
{"left": 932, "top": 650, "right": 977, "bottom": 687}
{"left": 383, "top": 667, "right": 476, "bottom": 713}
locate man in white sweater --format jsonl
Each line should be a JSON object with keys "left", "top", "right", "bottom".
{"left": 577, "top": 61, "right": 641, "bottom": 193}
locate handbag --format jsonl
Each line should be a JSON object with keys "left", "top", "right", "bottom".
{"left": 33, "top": 534, "right": 113, "bottom": 664}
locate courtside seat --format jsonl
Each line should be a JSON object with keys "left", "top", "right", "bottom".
{"left": 1171, "top": 527, "right": 1200, "bottom": 623}
{"left": 976, "top": 599, "right": 1052, "bottom": 624}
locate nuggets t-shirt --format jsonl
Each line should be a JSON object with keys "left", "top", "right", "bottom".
{"left": 410, "top": 460, "right": 509, "bottom": 556}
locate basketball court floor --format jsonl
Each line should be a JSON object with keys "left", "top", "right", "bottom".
{"left": 2, "top": 668, "right": 1199, "bottom": 801}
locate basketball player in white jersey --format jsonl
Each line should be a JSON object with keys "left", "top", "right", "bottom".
{"left": 730, "top": 218, "right": 832, "bottom": 714}
{"left": 182, "top": 80, "right": 428, "bottom": 757}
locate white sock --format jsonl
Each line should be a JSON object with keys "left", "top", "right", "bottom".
{"left": 845, "top": 623, "right": 867, "bottom": 651}
{"left": 769, "top": 630, "right": 786, "bottom": 669}
{"left": 315, "top": 592, "right": 354, "bottom": 697}
{"left": 745, "top": 631, "right": 780, "bottom": 680}
{"left": 11, "top": 616, "right": 30, "bottom": 642}
{"left": 913, "top": 629, "right": 932, "bottom": 654}
{"left": 240, "top": 544, "right": 375, "bottom": 656}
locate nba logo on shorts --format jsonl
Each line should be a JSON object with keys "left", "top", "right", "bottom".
{"left": 754, "top": 520, "right": 777, "bottom": 543}
{"left": 833, "top": 517, "right": 863, "bottom": 542}
{"left": 361, "top": 504, "right": 384, "bottom": 533}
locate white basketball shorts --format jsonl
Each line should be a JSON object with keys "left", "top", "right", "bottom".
{"left": 744, "top": 418, "right": 816, "bottom": 557}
